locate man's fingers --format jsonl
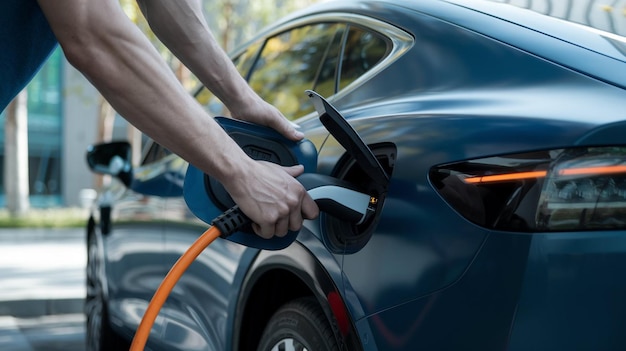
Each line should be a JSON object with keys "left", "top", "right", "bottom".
{"left": 281, "top": 164, "right": 305, "bottom": 178}
{"left": 236, "top": 161, "right": 318, "bottom": 240}
{"left": 252, "top": 218, "right": 293, "bottom": 238}
{"left": 301, "top": 194, "right": 319, "bottom": 220}
{"left": 264, "top": 105, "right": 303, "bottom": 141}
{"left": 288, "top": 206, "right": 304, "bottom": 232}
{"left": 275, "top": 217, "right": 290, "bottom": 237}
{"left": 281, "top": 165, "right": 319, "bottom": 222}
{"left": 252, "top": 222, "right": 274, "bottom": 240}
{"left": 276, "top": 120, "right": 304, "bottom": 141}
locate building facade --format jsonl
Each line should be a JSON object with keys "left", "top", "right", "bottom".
{"left": 1, "top": 47, "right": 107, "bottom": 208}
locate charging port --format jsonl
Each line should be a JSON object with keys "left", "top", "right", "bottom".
{"left": 324, "top": 143, "right": 396, "bottom": 253}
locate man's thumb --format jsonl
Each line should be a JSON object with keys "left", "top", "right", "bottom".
{"left": 282, "top": 164, "right": 305, "bottom": 177}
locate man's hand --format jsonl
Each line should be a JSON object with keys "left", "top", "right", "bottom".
{"left": 230, "top": 97, "right": 304, "bottom": 142}
{"left": 223, "top": 160, "right": 319, "bottom": 239}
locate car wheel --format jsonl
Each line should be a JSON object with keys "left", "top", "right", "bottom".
{"left": 85, "top": 233, "right": 128, "bottom": 351}
{"left": 257, "top": 297, "right": 340, "bottom": 351}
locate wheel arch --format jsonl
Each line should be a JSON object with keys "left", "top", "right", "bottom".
{"left": 233, "top": 241, "right": 363, "bottom": 351}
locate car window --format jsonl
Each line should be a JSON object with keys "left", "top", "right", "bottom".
{"left": 141, "top": 141, "right": 172, "bottom": 166}
{"left": 339, "top": 26, "right": 389, "bottom": 90}
{"left": 248, "top": 23, "right": 345, "bottom": 118}
{"left": 235, "top": 40, "right": 263, "bottom": 80}
{"left": 312, "top": 24, "right": 346, "bottom": 99}
{"left": 195, "top": 22, "right": 391, "bottom": 120}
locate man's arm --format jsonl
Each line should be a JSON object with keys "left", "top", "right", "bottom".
{"left": 36, "top": 0, "right": 318, "bottom": 237}
{"left": 136, "top": 0, "right": 303, "bottom": 141}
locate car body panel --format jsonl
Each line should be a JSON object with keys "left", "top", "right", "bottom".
{"left": 407, "top": 0, "right": 626, "bottom": 88}
{"left": 99, "top": 157, "right": 181, "bottom": 342}
{"left": 352, "top": 231, "right": 531, "bottom": 350}
{"left": 510, "top": 230, "right": 626, "bottom": 351}
{"left": 159, "top": 211, "right": 251, "bottom": 351}
{"left": 347, "top": 230, "right": 626, "bottom": 350}
{"left": 446, "top": 0, "right": 626, "bottom": 64}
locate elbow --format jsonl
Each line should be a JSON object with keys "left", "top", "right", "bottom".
{"left": 57, "top": 31, "right": 99, "bottom": 74}
{"left": 57, "top": 26, "right": 122, "bottom": 82}
{"left": 60, "top": 42, "right": 88, "bottom": 72}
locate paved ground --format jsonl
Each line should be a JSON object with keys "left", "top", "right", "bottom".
{"left": 0, "top": 314, "right": 85, "bottom": 351}
{"left": 0, "top": 228, "right": 86, "bottom": 351}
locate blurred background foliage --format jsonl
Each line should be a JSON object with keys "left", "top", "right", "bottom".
{"left": 119, "top": 0, "right": 322, "bottom": 90}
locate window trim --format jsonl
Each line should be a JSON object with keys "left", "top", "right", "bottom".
{"left": 336, "top": 23, "right": 392, "bottom": 93}
{"left": 230, "top": 13, "right": 414, "bottom": 121}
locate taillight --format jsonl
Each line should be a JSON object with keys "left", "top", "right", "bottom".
{"left": 429, "top": 146, "right": 626, "bottom": 232}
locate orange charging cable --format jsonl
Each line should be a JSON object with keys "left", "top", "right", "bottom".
{"left": 129, "top": 225, "right": 221, "bottom": 350}
{"left": 130, "top": 205, "right": 248, "bottom": 350}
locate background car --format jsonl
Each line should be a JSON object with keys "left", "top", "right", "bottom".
{"left": 85, "top": 0, "right": 626, "bottom": 350}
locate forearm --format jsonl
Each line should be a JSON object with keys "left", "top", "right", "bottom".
{"left": 137, "top": 0, "right": 302, "bottom": 139}
{"left": 37, "top": 0, "right": 252, "bottom": 184}
{"left": 137, "top": 0, "right": 257, "bottom": 107}
{"left": 37, "top": 0, "right": 316, "bottom": 237}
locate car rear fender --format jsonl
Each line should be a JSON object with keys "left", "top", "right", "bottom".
{"left": 232, "top": 231, "right": 364, "bottom": 351}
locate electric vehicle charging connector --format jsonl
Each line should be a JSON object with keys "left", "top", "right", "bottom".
{"left": 130, "top": 181, "right": 375, "bottom": 350}
{"left": 131, "top": 91, "right": 390, "bottom": 350}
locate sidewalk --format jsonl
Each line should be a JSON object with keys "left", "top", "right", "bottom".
{"left": 0, "top": 228, "right": 85, "bottom": 318}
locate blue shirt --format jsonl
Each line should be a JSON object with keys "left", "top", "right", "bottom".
{"left": 0, "top": 0, "right": 58, "bottom": 111}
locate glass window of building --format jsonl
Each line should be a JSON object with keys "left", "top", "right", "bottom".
{"left": 0, "top": 47, "right": 64, "bottom": 207}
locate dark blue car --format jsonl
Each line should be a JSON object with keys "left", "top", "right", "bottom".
{"left": 85, "top": 0, "right": 626, "bottom": 350}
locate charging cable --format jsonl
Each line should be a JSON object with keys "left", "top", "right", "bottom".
{"left": 129, "top": 226, "right": 220, "bottom": 350}
{"left": 129, "top": 206, "right": 249, "bottom": 350}
{"left": 129, "top": 174, "right": 375, "bottom": 350}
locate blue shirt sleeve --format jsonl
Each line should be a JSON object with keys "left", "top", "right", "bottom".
{"left": 0, "top": 0, "right": 58, "bottom": 111}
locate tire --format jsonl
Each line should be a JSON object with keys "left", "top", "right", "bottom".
{"left": 85, "top": 233, "right": 129, "bottom": 351}
{"left": 257, "top": 297, "right": 340, "bottom": 351}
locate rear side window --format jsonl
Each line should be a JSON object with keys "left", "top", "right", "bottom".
{"left": 234, "top": 41, "right": 263, "bottom": 80}
{"left": 196, "top": 20, "right": 392, "bottom": 119}
{"left": 313, "top": 25, "right": 346, "bottom": 99}
{"left": 248, "top": 23, "right": 344, "bottom": 118}
{"left": 339, "top": 26, "right": 389, "bottom": 90}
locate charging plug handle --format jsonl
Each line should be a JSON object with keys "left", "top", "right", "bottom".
{"left": 297, "top": 173, "right": 371, "bottom": 224}
{"left": 213, "top": 173, "right": 372, "bottom": 237}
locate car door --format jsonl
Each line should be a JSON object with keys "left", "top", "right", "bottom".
{"left": 104, "top": 141, "right": 181, "bottom": 336}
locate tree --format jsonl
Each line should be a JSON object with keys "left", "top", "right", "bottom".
{"left": 4, "top": 89, "right": 30, "bottom": 216}
{"left": 203, "top": 0, "right": 321, "bottom": 51}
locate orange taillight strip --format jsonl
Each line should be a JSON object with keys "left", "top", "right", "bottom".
{"left": 558, "top": 165, "right": 626, "bottom": 176}
{"left": 463, "top": 171, "right": 547, "bottom": 184}
{"left": 463, "top": 165, "right": 626, "bottom": 184}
